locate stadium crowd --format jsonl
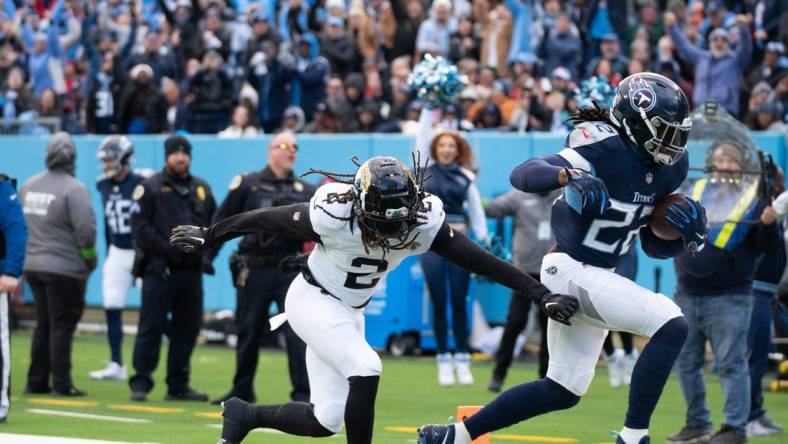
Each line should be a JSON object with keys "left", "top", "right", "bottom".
{"left": 0, "top": 0, "right": 785, "bottom": 136}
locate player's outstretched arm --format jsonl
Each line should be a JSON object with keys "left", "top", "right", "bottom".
{"left": 509, "top": 154, "right": 572, "bottom": 193}
{"left": 429, "top": 222, "right": 579, "bottom": 325}
{"left": 170, "top": 203, "right": 320, "bottom": 253}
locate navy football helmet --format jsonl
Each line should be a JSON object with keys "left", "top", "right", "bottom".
{"left": 97, "top": 135, "right": 134, "bottom": 178}
{"left": 610, "top": 73, "right": 691, "bottom": 165}
{"left": 352, "top": 156, "right": 421, "bottom": 241}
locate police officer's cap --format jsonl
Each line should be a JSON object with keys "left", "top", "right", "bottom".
{"left": 165, "top": 135, "right": 192, "bottom": 158}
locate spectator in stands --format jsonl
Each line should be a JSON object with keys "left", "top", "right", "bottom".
{"left": 21, "top": 132, "right": 96, "bottom": 397}
{"left": 415, "top": 0, "right": 452, "bottom": 60}
{"left": 355, "top": 99, "right": 382, "bottom": 132}
{"left": 448, "top": 16, "right": 479, "bottom": 63}
{"left": 549, "top": 67, "right": 572, "bottom": 93}
{"left": 320, "top": 16, "right": 360, "bottom": 79}
{"left": 746, "top": 42, "right": 786, "bottom": 91}
{"left": 219, "top": 104, "right": 259, "bottom": 138}
{"left": 666, "top": 12, "right": 753, "bottom": 116}
{"left": 587, "top": 33, "right": 629, "bottom": 79}
{"left": 504, "top": 0, "right": 536, "bottom": 63}
{"left": 185, "top": 49, "right": 233, "bottom": 133}
{"left": 473, "top": 102, "right": 503, "bottom": 130}
{"left": 244, "top": 11, "right": 284, "bottom": 64}
{"left": 477, "top": 1, "right": 513, "bottom": 77}
{"left": 508, "top": 84, "right": 545, "bottom": 133}
{"left": 291, "top": 33, "right": 330, "bottom": 122}
{"left": 390, "top": 0, "right": 424, "bottom": 60}
{"left": 543, "top": 90, "right": 569, "bottom": 132}
{"left": 156, "top": 0, "right": 201, "bottom": 61}
{"left": 124, "top": 29, "right": 178, "bottom": 84}
{"left": 748, "top": 101, "right": 785, "bottom": 131}
{"left": 22, "top": 0, "right": 65, "bottom": 97}
{"left": 303, "top": 102, "right": 339, "bottom": 133}
{"left": 282, "top": 105, "right": 305, "bottom": 132}
{"left": 754, "top": 0, "right": 786, "bottom": 45}
{"left": 118, "top": 64, "right": 166, "bottom": 134}
{"left": 539, "top": 13, "right": 582, "bottom": 81}
{"left": 1, "top": 67, "right": 31, "bottom": 124}
{"left": 582, "top": 0, "right": 629, "bottom": 60}
{"left": 85, "top": 49, "right": 125, "bottom": 134}
{"left": 325, "top": 76, "right": 355, "bottom": 131}
{"left": 348, "top": 0, "right": 378, "bottom": 68}
{"left": 161, "top": 77, "right": 187, "bottom": 132}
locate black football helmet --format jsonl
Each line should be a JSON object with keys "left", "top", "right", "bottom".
{"left": 352, "top": 156, "right": 421, "bottom": 241}
{"left": 610, "top": 73, "right": 691, "bottom": 165}
{"left": 97, "top": 135, "right": 134, "bottom": 178}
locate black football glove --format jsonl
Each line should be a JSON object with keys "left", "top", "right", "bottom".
{"left": 540, "top": 293, "right": 579, "bottom": 325}
{"left": 170, "top": 225, "right": 208, "bottom": 253}
{"left": 665, "top": 196, "right": 707, "bottom": 254}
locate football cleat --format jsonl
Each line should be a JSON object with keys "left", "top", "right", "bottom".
{"left": 615, "top": 435, "right": 651, "bottom": 444}
{"left": 417, "top": 424, "right": 455, "bottom": 444}
{"left": 89, "top": 362, "right": 127, "bottom": 381}
{"left": 622, "top": 349, "right": 638, "bottom": 386}
{"left": 606, "top": 349, "right": 625, "bottom": 388}
{"left": 454, "top": 353, "right": 474, "bottom": 386}
{"left": 219, "top": 397, "right": 258, "bottom": 444}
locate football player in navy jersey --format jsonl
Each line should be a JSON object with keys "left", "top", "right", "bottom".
{"left": 170, "top": 156, "right": 579, "bottom": 444}
{"left": 89, "top": 136, "right": 147, "bottom": 381}
{"left": 418, "top": 73, "right": 707, "bottom": 444}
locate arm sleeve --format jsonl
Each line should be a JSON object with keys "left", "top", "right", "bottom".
{"left": 509, "top": 154, "right": 571, "bottom": 193}
{"left": 0, "top": 181, "right": 27, "bottom": 277}
{"left": 667, "top": 24, "right": 705, "bottom": 67}
{"left": 204, "top": 203, "right": 321, "bottom": 248}
{"left": 639, "top": 225, "right": 684, "bottom": 259}
{"left": 735, "top": 24, "right": 753, "bottom": 70}
{"left": 47, "top": 0, "right": 64, "bottom": 58}
{"left": 414, "top": 107, "right": 435, "bottom": 165}
{"left": 212, "top": 180, "right": 247, "bottom": 224}
{"left": 484, "top": 190, "right": 519, "bottom": 218}
{"left": 429, "top": 221, "right": 551, "bottom": 301}
{"left": 67, "top": 184, "right": 97, "bottom": 260}
{"left": 465, "top": 183, "right": 488, "bottom": 239}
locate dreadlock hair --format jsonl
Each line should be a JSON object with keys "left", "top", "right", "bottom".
{"left": 569, "top": 101, "right": 615, "bottom": 126}
{"left": 299, "top": 153, "right": 431, "bottom": 255}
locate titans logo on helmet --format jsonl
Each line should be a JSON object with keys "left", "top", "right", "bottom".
{"left": 628, "top": 75, "right": 657, "bottom": 112}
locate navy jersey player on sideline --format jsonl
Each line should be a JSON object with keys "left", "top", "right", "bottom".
{"left": 169, "top": 156, "right": 579, "bottom": 444}
{"left": 418, "top": 73, "right": 707, "bottom": 444}
{"left": 89, "top": 136, "right": 147, "bottom": 381}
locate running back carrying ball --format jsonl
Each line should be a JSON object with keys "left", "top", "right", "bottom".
{"left": 650, "top": 193, "right": 689, "bottom": 240}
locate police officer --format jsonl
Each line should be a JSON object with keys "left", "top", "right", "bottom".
{"left": 0, "top": 172, "right": 27, "bottom": 421}
{"left": 211, "top": 132, "right": 314, "bottom": 405}
{"left": 129, "top": 135, "right": 217, "bottom": 402}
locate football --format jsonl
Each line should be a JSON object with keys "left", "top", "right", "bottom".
{"left": 650, "top": 193, "right": 689, "bottom": 241}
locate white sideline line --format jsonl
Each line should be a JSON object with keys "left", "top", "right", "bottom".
{"left": 27, "top": 408, "right": 151, "bottom": 424}
{"left": 0, "top": 432, "right": 159, "bottom": 444}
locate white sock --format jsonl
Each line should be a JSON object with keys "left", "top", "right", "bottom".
{"left": 453, "top": 421, "right": 472, "bottom": 444}
{"left": 618, "top": 426, "right": 647, "bottom": 443}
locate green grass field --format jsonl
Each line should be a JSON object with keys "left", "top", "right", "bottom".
{"left": 2, "top": 332, "right": 787, "bottom": 443}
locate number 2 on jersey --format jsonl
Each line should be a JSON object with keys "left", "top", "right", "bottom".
{"left": 582, "top": 199, "right": 654, "bottom": 255}
{"left": 344, "top": 257, "right": 389, "bottom": 289}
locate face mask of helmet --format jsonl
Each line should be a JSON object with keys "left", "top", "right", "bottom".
{"left": 97, "top": 137, "right": 133, "bottom": 179}
{"left": 640, "top": 110, "right": 692, "bottom": 165}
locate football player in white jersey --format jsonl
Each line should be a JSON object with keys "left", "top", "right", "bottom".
{"left": 170, "top": 156, "right": 579, "bottom": 444}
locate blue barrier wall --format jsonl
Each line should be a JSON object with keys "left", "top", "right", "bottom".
{"left": 4, "top": 132, "right": 786, "bottom": 322}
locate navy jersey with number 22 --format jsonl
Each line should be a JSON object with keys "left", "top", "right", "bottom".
{"left": 552, "top": 121, "right": 688, "bottom": 269}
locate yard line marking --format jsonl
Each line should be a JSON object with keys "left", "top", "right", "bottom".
{"left": 383, "top": 427, "right": 578, "bottom": 443}
{"left": 107, "top": 404, "right": 184, "bottom": 414}
{"left": 493, "top": 434, "right": 578, "bottom": 443}
{"left": 195, "top": 411, "right": 222, "bottom": 419}
{"left": 385, "top": 427, "right": 418, "bottom": 433}
{"left": 28, "top": 398, "right": 100, "bottom": 407}
{"left": 27, "top": 408, "right": 151, "bottom": 424}
{"left": 0, "top": 433, "right": 160, "bottom": 444}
